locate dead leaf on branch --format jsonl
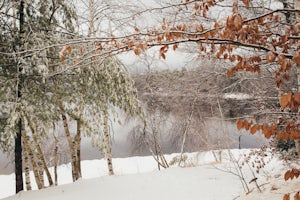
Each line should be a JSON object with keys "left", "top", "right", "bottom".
{"left": 59, "top": 45, "right": 72, "bottom": 61}
{"left": 134, "top": 48, "right": 141, "bottom": 56}
{"left": 237, "top": 119, "right": 244, "bottom": 130}
{"left": 284, "top": 170, "right": 292, "bottom": 181}
{"left": 280, "top": 92, "right": 292, "bottom": 109}
{"left": 250, "top": 124, "right": 260, "bottom": 135}
{"left": 294, "top": 92, "right": 300, "bottom": 105}
{"left": 233, "top": 14, "right": 243, "bottom": 31}
{"left": 242, "top": 0, "right": 250, "bottom": 8}
{"left": 266, "top": 51, "right": 276, "bottom": 63}
{"left": 173, "top": 43, "right": 179, "bottom": 51}
{"left": 284, "top": 169, "right": 300, "bottom": 181}
{"left": 294, "top": 192, "right": 300, "bottom": 200}
{"left": 283, "top": 193, "right": 290, "bottom": 200}
{"left": 293, "top": 51, "right": 300, "bottom": 67}
{"left": 66, "top": 46, "right": 72, "bottom": 53}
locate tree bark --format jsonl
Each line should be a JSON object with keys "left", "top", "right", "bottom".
{"left": 21, "top": 118, "right": 43, "bottom": 189}
{"left": 26, "top": 116, "right": 53, "bottom": 186}
{"left": 103, "top": 108, "right": 114, "bottom": 175}
{"left": 88, "top": 0, "right": 96, "bottom": 36}
{"left": 54, "top": 79, "right": 78, "bottom": 182}
{"left": 59, "top": 103, "right": 77, "bottom": 182}
{"left": 52, "top": 128, "right": 59, "bottom": 186}
{"left": 75, "top": 119, "right": 82, "bottom": 179}
{"left": 15, "top": 0, "right": 25, "bottom": 193}
{"left": 22, "top": 135, "right": 31, "bottom": 191}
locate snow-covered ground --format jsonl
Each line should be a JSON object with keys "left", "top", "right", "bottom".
{"left": 0, "top": 149, "right": 296, "bottom": 200}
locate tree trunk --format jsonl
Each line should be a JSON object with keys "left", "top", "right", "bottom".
{"left": 88, "top": 0, "right": 95, "bottom": 36}
{"left": 37, "top": 146, "right": 45, "bottom": 188}
{"left": 54, "top": 79, "right": 78, "bottom": 182}
{"left": 52, "top": 128, "right": 59, "bottom": 186}
{"left": 15, "top": 121, "right": 23, "bottom": 193}
{"left": 22, "top": 136, "right": 31, "bottom": 191}
{"left": 151, "top": 116, "right": 169, "bottom": 169}
{"left": 103, "top": 108, "right": 114, "bottom": 175}
{"left": 21, "top": 119, "right": 43, "bottom": 189}
{"left": 15, "top": 0, "right": 25, "bottom": 193}
{"left": 59, "top": 105, "right": 77, "bottom": 182}
{"left": 26, "top": 116, "right": 53, "bottom": 186}
{"left": 142, "top": 123, "right": 169, "bottom": 169}
{"left": 75, "top": 119, "right": 82, "bottom": 179}
{"left": 178, "top": 109, "right": 194, "bottom": 166}
{"left": 295, "top": 0, "right": 300, "bottom": 159}
{"left": 152, "top": 130, "right": 169, "bottom": 168}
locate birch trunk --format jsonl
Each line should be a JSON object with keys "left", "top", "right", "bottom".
{"left": 25, "top": 116, "right": 53, "bottom": 186}
{"left": 103, "top": 108, "right": 114, "bottom": 175}
{"left": 54, "top": 79, "right": 78, "bottom": 181}
{"left": 37, "top": 151, "right": 44, "bottom": 188}
{"left": 22, "top": 136, "right": 31, "bottom": 191}
{"left": 88, "top": 0, "right": 95, "bottom": 36}
{"left": 58, "top": 102, "right": 77, "bottom": 182}
{"left": 21, "top": 119, "right": 43, "bottom": 189}
{"left": 295, "top": 0, "right": 300, "bottom": 159}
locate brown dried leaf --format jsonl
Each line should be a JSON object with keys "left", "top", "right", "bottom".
{"left": 280, "top": 92, "right": 292, "bottom": 108}
{"left": 292, "top": 168, "right": 300, "bottom": 178}
{"left": 294, "top": 192, "right": 300, "bottom": 200}
{"left": 294, "top": 92, "right": 300, "bottom": 104}
{"left": 283, "top": 193, "right": 290, "bottom": 200}
{"left": 293, "top": 51, "right": 300, "bottom": 67}
{"left": 134, "top": 48, "right": 141, "bottom": 56}
{"left": 66, "top": 46, "right": 72, "bottom": 53}
{"left": 262, "top": 124, "right": 273, "bottom": 139}
{"left": 266, "top": 51, "right": 276, "bottom": 63}
{"left": 173, "top": 43, "right": 179, "bottom": 51}
{"left": 127, "top": 42, "right": 134, "bottom": 48}
{"left": 242, "top": 0, "right": 249, "bottom": 8}
{"left": 250, "top": 124, "right": 260, "bottom": 135}
{"left": 244, "top": 120, "right": 250, "bottom": 131}
{"left": 134, "top": 26, "right": 140, "bottom": 32}
{"left": 233, "top": 14, "right": 243, "bottom": 31}
{"left": 284, "top": 170, "right": 291, "bottom": 181}
{"left": 237, "top": 119, "right": 244, "bottom": 130}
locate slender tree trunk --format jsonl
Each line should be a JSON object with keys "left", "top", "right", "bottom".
{"left": 22, "top": 136, "right": 31, "bottom": 191}
{"left": 178, "top": 109, "right": 194, "bottom": 166}
{"left": 21, "top": 118, "right": 43, "bottom": 189}
{"left": 153, "top": 130, "right": 169, "bottom": 168}
{"left": 88, "top": 0, "right": 95, "bottom": 36}
{"left": 151, "top": 116, "right": 169, "bottom": 168}
{"left": 59, "top": 105, "right": 77, "bottom": 182}
{"left": 142, "top": 123, "right": 168, "bottom": 169}
{"left": 75, "top": 119, "right": 82, "bottom": 179}
{"left": 54, "top": 79, "right": 78, "bottom": 182}
{"left": 36, "top": 145, "right": 45, "bottom": 188}
{"left": 52, "top": 128, "right": 59, "bottom": 186}
{"left": 103, "top": 108, "right": 114, "bottom": 175}
{"left": 294, "top": 0, "right": 300, "bottom": 159}
{"left": 26, "top": 116, "right": 53, "bottom": 186}
{"left": 15, "top": 0, "right": 25, "bottom": 193}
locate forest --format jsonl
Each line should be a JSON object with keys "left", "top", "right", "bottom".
{"left": 0, "top": 0, "right": 300, "bottom": 199}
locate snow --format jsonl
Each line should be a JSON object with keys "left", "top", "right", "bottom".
{"left": 0, "top": 149, "right": 294, "bottom": 200}
{"left": 223, "top": 93, "right": 253, "bottom": 100}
